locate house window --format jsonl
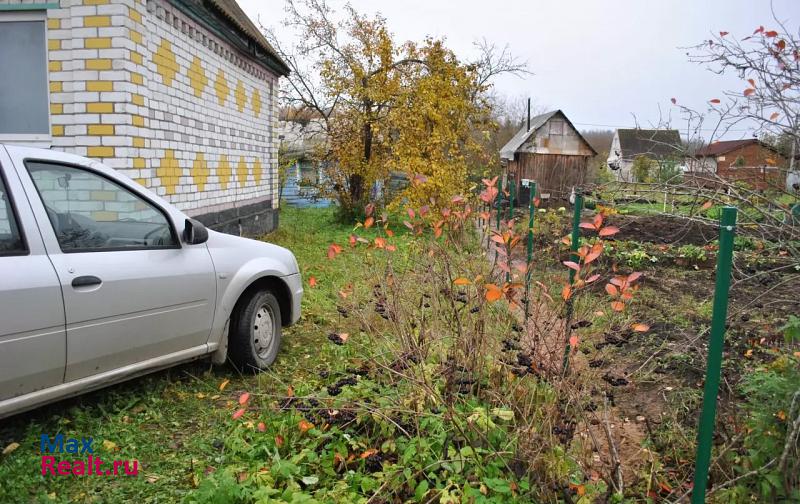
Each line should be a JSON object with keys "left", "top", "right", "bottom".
{"left": 0, "top": 11, "right": 51, "bottom": 143}
{"left": 549, "top": 120, "right": 564, "bottom": 136}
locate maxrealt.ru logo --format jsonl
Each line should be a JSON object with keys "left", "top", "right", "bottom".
{"left": 40, "top": 434, "right": 138, "bottom": 477}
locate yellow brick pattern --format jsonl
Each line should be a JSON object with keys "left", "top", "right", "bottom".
{"left": 156, "top": 150, "right": 181, "bottom": 195}
{"left": 130, "top": 29, "right": 143, "bottom": 45}
{"left": 132, "top": 94, "right": 145, "bottom": 106}
{"left": 252, "top": 88, "right": 261, "bottom": 117}
{"left": 86, "top": 81, "right": 113, "bottom": 92}
{"left": 87, "top": 102, "right": 113, "bottom": 113}
{"left": 237, "top": 156, "right": 248, "bottom": 187}
{"left": 217, "top": 155, "right": 231, "bottom": 190}
{"left": 49, "top": 82, "right": 62, "bottom": 93}
{"left": 192, "top": 153, "right": 209, "bottom": 192}
{"left": 47, "top": 18, "right": 60, "bottom": 29}
{"left": 84, "top": 16, "right": 111, "bottom": 28}
{"left": 214, "top": 69, "right": 229, "bottom": 106}
{"left": 52, "top": 125, "right": 64, "bottom": 136}
{"left": 154, "top": 39, "right": 178, "bottom": 87}
{"left": 50, "top": 103, "right": 63, "bottom": 115}
{"left": 188, "top": 57, "right": 208, "bottom": 98}
{"left": 88, "top": 147, "right": 115, "bottom": 158}
{"left": 235, "top": 80, "right": 246, "bottom": 113}
{"left": 48, "top": 61, "right": 61, "bottom": 72}
{"left": 86, "top": 59, "right": 112, "bottom": 70}
{"left": 253, "top": 158, "right": 263, "bottom": 184}
{"left": 85, "top": 38, "right": 112, "bottom": 49}
{"left": 88, "top": 124, "right": 114, "bottom": 135}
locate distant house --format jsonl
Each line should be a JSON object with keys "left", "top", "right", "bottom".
{"left": 500, "top": 110, "right": 597, "bottom": 205}
{"left": 278, "top": 119, "right": 330, "bottom": 207}
{"left": 607, "top": 129, "right": 683, "bottom": 182}
{"left": 686, "top": 139, "right": 786, "bottom": 191}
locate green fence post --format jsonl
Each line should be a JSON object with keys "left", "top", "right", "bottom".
{"left": 691, "top": 206, "right": 737, "bottom": 504}
{"left": 525, "top": 182, "right": 537, "bottom": 319}
{"left": 562, "top": 190, "right": 583, "bottom": 373}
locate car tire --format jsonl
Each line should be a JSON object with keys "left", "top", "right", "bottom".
{"left": 228, "top": 289, "right": 282, "bottom": 372}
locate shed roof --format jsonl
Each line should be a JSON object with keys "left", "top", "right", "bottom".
{"left": 616, "top": 129, "right": 682, "bottom": 160}
{"left": 499, "top": 110, "right": 597, "bottom": 160}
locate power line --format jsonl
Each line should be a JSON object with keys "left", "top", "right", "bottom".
{"left": 572, "top": 121, "right": 754, "bottom": 133}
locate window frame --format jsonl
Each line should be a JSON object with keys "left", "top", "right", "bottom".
{"left": 0, "top": 163, "right": 30, "bottom": 257}
{"left": 0, "top": 10, "right": 52, "bottom": 146}
{"left": 23, "top": 158, "right": 182, "bottom": 254}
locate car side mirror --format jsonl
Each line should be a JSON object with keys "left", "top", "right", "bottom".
{"left": 183, "top": 218, "right": 208, "bottom": 245}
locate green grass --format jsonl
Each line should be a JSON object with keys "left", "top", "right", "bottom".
{"left": 0, "top": 207, "right": 398, "bottom": 503}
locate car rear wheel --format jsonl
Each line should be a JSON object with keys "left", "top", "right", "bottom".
{"left": 229, "top": 290, "right": 282, "bottom": 372}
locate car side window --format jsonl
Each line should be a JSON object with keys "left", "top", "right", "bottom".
{"left": 0, "top": 169, "right": 27, "bottom": 256}
{"left": 25, "top": 161, "right": 178, "bottom": 252}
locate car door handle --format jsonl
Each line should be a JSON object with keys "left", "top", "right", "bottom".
{"left": 71, "top": 275, "right": 102, "bottom": 288}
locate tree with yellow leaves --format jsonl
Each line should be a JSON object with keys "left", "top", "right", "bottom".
{"left": 266, "top": 0, "right": 527, "bottom": 219}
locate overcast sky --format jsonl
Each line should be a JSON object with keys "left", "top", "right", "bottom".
{"left": 239, "top": 0, "right": 797, "bottom": 139}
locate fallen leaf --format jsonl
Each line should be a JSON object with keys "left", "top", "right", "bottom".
{"left": 453, "top": 277, "right": 471, "bottom": 286}
{"left": 561, "top": 284, "right": 572, "bottom": 301}
{"left": 701, "top": 200, "right": 713, "bottom": 210}
{"left": 776, "top": 410, "right": 787, "bottom": 421}
{"left": 327, "top": 243, "right": 343, "bottom": 260}
{"left": 238, "top": 392, "right": 250, "bottom": 405}
{"left": 232, "top": 408, "right": 246, "bottom": 420}
{"left": 298, "top": 420, "right": 314, "bottom": 433}
{"left": 257, "top": 422, "right": 266, "bottom": 432}
{"left": 218, "top": 379, "right": 230, "bottom": 391}
{"left": 308, "top": 276, "right": 317, "bottom": 288}
{"left": 611, "top": 301, "right": 625, "bottom": 312}
{"left": 360, "top": 448, "right": 378, "bottom": 459}
{"left": 632, "top": 323, "right": 650, "bottom": 332}
{"left": 287, "top": 385, "right": 294, "bottom": 397}
{"left": 2, "top": 442, "right": 20, "bottom": 455}
{"left": 364, "top": 216, "right": 374, "bottom": 229}
{"left": 569, "top": 335, "right": 579, "bottom": 348}
{"left": 744, "top": 349, "right": 753, "bottom": 357}
{"left": 102, "top": 440, "right": 117, "bottom": 451}
{"left": 275, "top": 435, "right": 284, "bottom": 447}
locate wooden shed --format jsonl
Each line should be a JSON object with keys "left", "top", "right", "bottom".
{"left": 500, "top": 110, "right": 597, "bottom": 205}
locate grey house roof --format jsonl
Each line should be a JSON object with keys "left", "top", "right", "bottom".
{"left": 616, "top": 129, "right": 682, "bottom": 160}
{"left": 499, "top": 110, "right": 597, "bottom": 160}
{"left": 499, "top": 111, "right": 559, "bottom": 160}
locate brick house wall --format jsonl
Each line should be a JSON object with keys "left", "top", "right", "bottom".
{"left": 703, "top": 143, "right": 785, "bottom": 191}
{"left": 0, "top": 0, "right": 285, "bottom": 235}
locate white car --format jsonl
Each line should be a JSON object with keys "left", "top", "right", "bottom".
{"left": 0, "top": 144, "right": 302, "bottom": 419}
